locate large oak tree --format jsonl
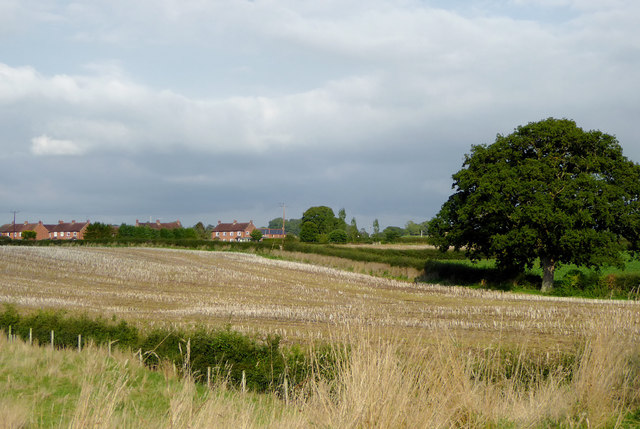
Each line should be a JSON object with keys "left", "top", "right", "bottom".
{"left": 429, "top": 118, "right": 640, "bottom": 291}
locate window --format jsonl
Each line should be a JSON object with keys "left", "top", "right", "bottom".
{"left": 73, "top": 232, "right": 77, "bottom": 237}
{"left": 246, "top": 231, "right": 250, "bottom": 235}
{"left": 237, "top": 231, "right": 241, "bottom": 236}
{"left": 54, "top": 232, "right": 58, "bottom": 238}
{"left": 67, "top": 232, "right": 71, "bottom": 237}
{"left": 223, "top": 232, "right": 226, "bottom": 236}
{"left": 215, "top": 232, "right": 219, "bottom": 237}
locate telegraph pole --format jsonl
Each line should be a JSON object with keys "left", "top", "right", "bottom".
{"left": 279, "top": 203, "right": 286, "bottom": 246}
{"left": 10, "top": 210, "right": 19, "bottom": 239}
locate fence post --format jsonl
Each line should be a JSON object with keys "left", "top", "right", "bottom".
{"left": 284, "top": 375, "right": 289, "bottom": 405}
{"left": 78, "top": 334, "right": 82, "bottom": 352}
{"left": 7, "top": 326, "right": 11, "bottom": 341}
{"left": 207, "top": 367, "right": 211, "bottom": 389}
{"left": 242, "top": 370, "right": 246, "bottom": 393}
{"left": 50, "top": 330, "right": 54, "bottom": 350}
{"left": 29, "top": 328, "right": 32, "bottom": 346}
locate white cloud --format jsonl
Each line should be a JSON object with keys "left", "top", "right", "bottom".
{"left": 30, "top": 135, "right": 84, "bottom": 156}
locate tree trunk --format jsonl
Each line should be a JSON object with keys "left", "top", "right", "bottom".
{"left": 540, "top": 257, "right": 555, "bottom": 292}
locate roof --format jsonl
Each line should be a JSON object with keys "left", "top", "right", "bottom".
{"left": 212, "top": 220, "right": 255, "bottom": 232}
{"left": 136, "top": 219, "right": 182, "bottom": 230}
{"left": 1, "top": 221, "right": 48, "bottom": 233}
{"left": 46, "top": 220, "right": 90, "bottom": 233}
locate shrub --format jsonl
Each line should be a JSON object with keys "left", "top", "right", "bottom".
{"left": 328, "top": 229, "right": 348, "bottom": 244}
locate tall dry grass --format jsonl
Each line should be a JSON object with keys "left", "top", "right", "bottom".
{"left": 1, "top": 316, "right": 639, "bottom": 428}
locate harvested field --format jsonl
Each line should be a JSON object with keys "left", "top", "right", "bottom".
{"left": 1, "top": 246, "right": 639, "bottom": 347}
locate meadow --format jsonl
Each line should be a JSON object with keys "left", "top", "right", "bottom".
{"left": 1, "top": 246, "right": 640, "bottom": 427}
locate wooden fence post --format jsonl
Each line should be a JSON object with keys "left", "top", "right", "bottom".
{"left": 78, "top": 334, "right": 82, "bottom": 352}
{"left": 50, "top": 330, "right": 54, "bottom": 350}
{"left": 29, "top": 328, "right": 32, "bottom": 346}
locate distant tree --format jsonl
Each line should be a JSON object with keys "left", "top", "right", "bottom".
{"left": 429, "top": 117, "right": 640, "bottom": 291}
{"left": 301, "top": 206, "right": 339, "bottom": 241}
{"left": 268, "top": 217, "right": 302, "bottom": 236}
{"left": 250, "top": 229, "right": 263, "bottom": 242}
{"left": 383, "top": 226, "right": 404, "bottom": 242}
{"left": 268, "top": 218, "right": 283, "bottom": 229}
{"left": 328, "top": 229, "right": 348, "bottom": 243}
{"left": 193, "top": 222, "right": 208, "bottom": 240}
{"left": 373, "top": 219, "right": 380, "bottom": 236}
{"left": 300, "top": 221, "right": 320, "bottom": 243}
{"left": 347, "top": 217, "right": 359, "bottom": 242}
{"left": 337, "top": 208, "right": 348, "bottom": 231}
{"left": 22, "top": 230, "right": 36, "bottom": 240}
{"left": 84, "top": 223, "right": 115, "bottom": 240}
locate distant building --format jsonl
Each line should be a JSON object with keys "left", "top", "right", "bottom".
{"left": 135, "top": 219, "right": 182, "bottom": 230}
{"left": 211, "top": 220, "right": 256, "bottom": 242}
{"left": 47, "top": 220, "right": 91, "bottom": 240}
{"left": 259, "top": 228, "right": 286, "bottom": 239}
{"left": 0, "top": 220, "right": 90, "bottom": 240}
{"left": 0, "top": 221, "right": 50, "bottom": 240}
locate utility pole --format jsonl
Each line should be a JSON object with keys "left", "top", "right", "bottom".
{"left": 280, "top": 203, "right": 286, "bottom": 245}
{"left": 10, "top": 210, "right": 19, "bottom": 239}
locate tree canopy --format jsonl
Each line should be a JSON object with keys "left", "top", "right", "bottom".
{"left": 429, "top": 118, "right": 640, "bottom": 291}
{"left": 300, "top": 206, "right": 339, "bottom": 242}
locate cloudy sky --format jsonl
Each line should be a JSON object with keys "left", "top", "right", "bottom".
{"left": 1, "top": 0, "right": 639, "bottom": 230}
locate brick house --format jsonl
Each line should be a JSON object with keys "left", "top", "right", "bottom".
{"left": 212, "top": 220, "right": 256, "bottom": 242}
{"left": 135, "top": 219, "right": 182, "bottom": 230}
{"left": 0, "top": 221, "right": 50, "bottom": 240}
{"left": 259, "top": 228, "right": 286, "bottom": 239}
{"left": 47, "top": 220, "right": 90, "bottom": 240}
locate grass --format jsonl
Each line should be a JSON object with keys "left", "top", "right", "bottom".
{"left": 1, "top": 317, "right": 639, "bottom": 428}
{"left": 1, "top": 246, "right": 640, "bottom": 426}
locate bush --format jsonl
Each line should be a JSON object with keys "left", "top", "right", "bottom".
{"left": 328, "top": 229, "right": 348, "bottom": 244}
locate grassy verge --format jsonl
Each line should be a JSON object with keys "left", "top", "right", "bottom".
{"left": 1, "top": 310, "right": 639, "bottom": 428}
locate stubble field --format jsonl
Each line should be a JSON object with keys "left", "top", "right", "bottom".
{"left": 1, "top": 246, "right": 638, "bottom": 348}
{"left": 2, "top": 246, "right": 640, "bottom": 427}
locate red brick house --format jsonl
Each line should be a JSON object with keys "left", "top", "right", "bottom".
{"left": 135, "top": 219, "right": 182, "bottom": 230}
{"left": 212, "top": 220, "right": 256, "bottom": 242}
{"left": 47, "top": 220, "right": 90, "bottom": 240}
{"left": 0, "top": 221, "right": 50, "bottom": 240}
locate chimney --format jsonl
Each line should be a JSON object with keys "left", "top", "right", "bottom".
{"left": 233, "top": 220, "right": 237, "bottom": 224}
{"left": 218, "top": 220, "right": 221, "bottom": 224}
{"left": 59, "top": 220, "right": 64, "bottom": 224}
{"left": 39, "top": 221, "right": 43, "bottom": 226}
{"left": 71, "top": 220, "right": 75, "bottom": 224}
{"left": 24, "top": 221, "right": 28, "bottom": 225}
{"left": 156, "top": 219, "right": 161, "bottom": 225}
{"left": 136, "top": 219, "right": 140, "bottom": 227}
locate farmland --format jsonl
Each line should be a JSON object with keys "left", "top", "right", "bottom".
{"left": 2, "top": 246, "right": 640, "bottom": 427}
{"left": 1, "top": 246, "right": 638, "bottom": 347}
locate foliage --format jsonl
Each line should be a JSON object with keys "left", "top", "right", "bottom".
{"left": 83, "top": 222, "right": 115, "bottom": 240}
{"left": 193, "top": 222, "right": 209, "bottom": 240}
{"left": 0, "top": 306, "right": 323, "bottom": 394}
{"left": 301, "top": 206, "right": 339, "bottom": 241}
{"left": 383, "top": 226, "right": 404, "bottom": 242}
{"left": 250, "top": 229, "right": 263, "bottom": 242}
{"left": 269, "top": 217, "right": 302, "bottom": 236}
{"left": 328, "top": 229, "right": 348, "bottom": 243}
{"left": 116, "top": 224, "right": 197, "bottom": 240}
{"left": 300, "top": 221, "right": 320, "bottom": 243}
{"left": 21, "top": 230, "right": 37, "bottom": 240}
{"left": 429, "top": 118, "right": 640, "bottom": 291}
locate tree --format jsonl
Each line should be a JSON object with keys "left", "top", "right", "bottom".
{"left": 383, "top": 226, "right": 404, "bottom": 242}
{"left": 250, "top": 229, "right": 263, "bottom": 242}
{"left": 193, "top": 222, "right": 208, "bottom": 240}
{"left": 373, "top": 219, "right": 380, "bottom": 235}
{"left": 84, "top": 222, "right": 115, "bottom": 240}
{"left": 429, "top": 118, "right": 640, "bottom": 291}
{"left": 328, "top": 229, "right": 348, "bottom": 243}
{"left": 300, "top": 221, "right": 319, "bottom": 242}
{"left": 301, "top": 206, "right": 339, "bottom": 241}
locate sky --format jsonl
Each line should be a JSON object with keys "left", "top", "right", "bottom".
{"left": 1, "top": 0, "right": 639, "bottom": 231}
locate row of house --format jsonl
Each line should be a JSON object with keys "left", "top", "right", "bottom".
{"left": 211, "top": 220, "right": 285, "bottom": 242}
{"left": 0, "top": 220, "right": 91, "bottom": 240}
{"left": 1, "top": 218, "right": 285, "bottom": 242}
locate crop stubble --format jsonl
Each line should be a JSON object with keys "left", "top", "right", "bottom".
{"left": 1, "top": 246, "right": 638, "bottom": 347}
